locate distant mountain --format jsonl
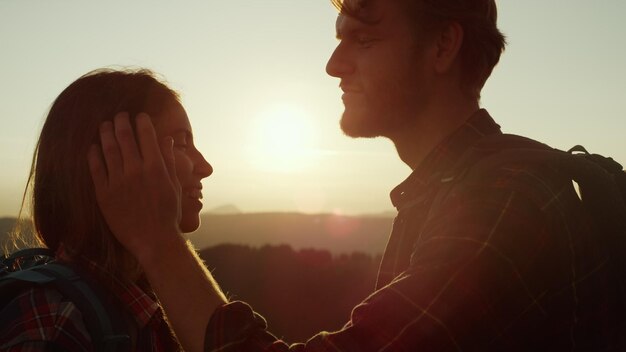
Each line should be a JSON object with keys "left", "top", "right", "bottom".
{"left": 0, "top": 218, "right": 38, "bottom": 252}
{"left": 0, "top": 217, "right": 16, "bottom": 250}
{"left": 187, "top": 212, "right": 393, "bottom": 255}
{"left": 208, "top": 204, "right": 242, "bottom": 215}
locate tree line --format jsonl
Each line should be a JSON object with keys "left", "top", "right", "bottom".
{"left": 199, "top": 243, "right": 382, "bottom": 342}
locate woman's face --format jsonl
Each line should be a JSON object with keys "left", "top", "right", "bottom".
{"left": 153, "top": 101, "right": 213, "bottom": 232}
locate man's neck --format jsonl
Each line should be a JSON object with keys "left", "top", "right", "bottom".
{"left": 390, "top": 99, "right": 480, "bottom": 170}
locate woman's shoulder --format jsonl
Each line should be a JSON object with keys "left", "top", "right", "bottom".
{"left": 0, "top": 286, "right": 93, "bottom": 351}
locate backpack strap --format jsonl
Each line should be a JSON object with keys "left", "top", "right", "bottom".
{"left": 0, "top": 260, "right": 133, "bottom": 352}
{"left": 568, "top": 144, "right": 626, "bottom": 202}
{"left": 428, "top": 134, "right": 552, "bottom": 219}
{"left": 34, "top": 264, "right": 132, "bottom": 352}
{"left": 1, "top": 248, "right": 56, "bottom": 273}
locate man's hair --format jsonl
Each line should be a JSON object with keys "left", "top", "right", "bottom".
{"left": 332, "top": 0, "right": 506, "bottom": 97}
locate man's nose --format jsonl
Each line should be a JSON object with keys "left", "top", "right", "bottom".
{"left": 326, "top": 44, "right": 353, "bottom": 78}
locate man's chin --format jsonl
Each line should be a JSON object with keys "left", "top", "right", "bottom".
{"left": 340, "top": 111, "right": 385, "bottom": 138}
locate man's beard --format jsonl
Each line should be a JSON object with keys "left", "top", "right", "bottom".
{"left": 340, "top": 102, "right": 409, "bottom": 139}
{"left": 341, "top": 112, "right": 382, "bottom": 138}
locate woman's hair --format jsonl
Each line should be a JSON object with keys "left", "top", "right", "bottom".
{"left": 12, "top": 68, "right": 179, "bottom": 280}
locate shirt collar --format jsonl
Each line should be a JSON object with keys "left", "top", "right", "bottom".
{"left": 56, "top": 245, "right": 160, "bottom": 328}
{"left": 390, "top": 109, "right": 502, "bottom": 209}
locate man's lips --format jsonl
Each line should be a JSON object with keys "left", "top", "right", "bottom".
{"left": 340, "top": 84, "right": 363, "bottom": 93}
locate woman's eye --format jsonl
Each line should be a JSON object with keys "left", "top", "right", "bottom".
{"left": 172, "top": 132, "right": 191, "bottom": 151}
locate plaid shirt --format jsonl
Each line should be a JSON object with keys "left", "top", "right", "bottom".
{"left": 205, "top": 110, "right": 623, "bottom": 351}
{"left": 0, "top": 254, "right": 180, "bottom": 351}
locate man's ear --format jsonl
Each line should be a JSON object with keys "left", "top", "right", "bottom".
{"left": 434, "top": 21, "right": 464, "bottom": 74}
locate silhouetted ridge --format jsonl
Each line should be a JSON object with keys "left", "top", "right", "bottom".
{"left": 189, "top": 212, "right": 392, "bottom": 255}
{"left": 199, "top": 244, "right": 381, "bottom": 342}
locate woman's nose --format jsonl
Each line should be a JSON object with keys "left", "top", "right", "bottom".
{"left": 195, "top": 152, "right": 213, "bottom": 178}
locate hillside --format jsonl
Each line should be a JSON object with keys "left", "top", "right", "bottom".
{"left": 1, "top": 213, "right": 394, "bottom": 255}
{"left": 0, "top": 217, "right": 13, "bottom": 249}
{"left": 187, "top": 212, "right": 393, "bottom": 255}
{"left": 1, "top": 215, "right": 384, "bottom": 341}
{"left": 0, "top": 218, "right": 37, "bottom": 252}
{"left": 199, "top": 243, "right": 381, "bottom": 342}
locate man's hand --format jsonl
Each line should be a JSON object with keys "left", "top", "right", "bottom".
{"left": 87, "top": 112, "right": 182, "bottom": 262}
{"left": 88, "top": 112, "right": 228, "bottom": 351}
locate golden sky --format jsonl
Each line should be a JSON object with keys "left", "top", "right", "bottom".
{"left": 1, "top": 1, "right": 625, "bottom": 216}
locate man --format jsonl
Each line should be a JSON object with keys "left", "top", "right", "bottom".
{"left": 89, "top": 0, "right": 623, "bottom": 351}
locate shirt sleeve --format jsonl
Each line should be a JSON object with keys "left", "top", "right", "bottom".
{"left": 204, "top": 165, "right": 605, "bottom": 351}
{"left": 0, "top": 288, "right": 93, "bottom": 352}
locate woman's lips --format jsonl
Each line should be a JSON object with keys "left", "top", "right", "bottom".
{"left": 185, "top": 187, "right": 203, "bottom": 200}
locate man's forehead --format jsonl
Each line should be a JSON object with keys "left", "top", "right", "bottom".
{"left": 335, "top": 15, "right": 345, "bottom": 29}
{"left": 343, "top": 0, "right": 365, "bottom": 7}
{"left": 334, "top": 0, "right": 385, "bottom": 30}
{"left": 335, "top": 14, "right": 363, "bottom": 37}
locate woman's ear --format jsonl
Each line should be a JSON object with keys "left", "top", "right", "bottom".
{"left": 433, "top": 21, "right": 464, "bottom": 74}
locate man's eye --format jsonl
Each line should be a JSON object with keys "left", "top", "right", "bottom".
{"left": 357, "top": 36, "right": 375, "bottom": 47}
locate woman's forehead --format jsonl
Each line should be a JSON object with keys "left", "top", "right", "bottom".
{"left": 154, "top": 101, "right": 191, "bottom": 134}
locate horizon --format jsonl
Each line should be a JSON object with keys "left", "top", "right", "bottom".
{"left": 1, "top": 1, "right": 625, "bottom": 217}
{"left": 0, "top": 206, "right": 397, "bottom": 219}
{"left": 0, "top": 211, "right": 395, "bottom": 256}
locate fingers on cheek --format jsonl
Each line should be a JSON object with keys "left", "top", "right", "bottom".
{"left": 135, "top": 113, "right": 153, "bottom": 134}
{"left": 99, "top": 121, "right": 124, "bottom": 174}
{"left": 160, "top": 137, "right": 178, "bottom": 182}
{"left": 135, "top": 113, "right": 160, "bottom": 164}
{"left": 114, "top": 122, "right": 135, "bottom": 150}
{"left": 87, "top": 144, "right": 107, "bottom": 190}
{"left": 114, "top": 112, "right": 143, "bottom": 166}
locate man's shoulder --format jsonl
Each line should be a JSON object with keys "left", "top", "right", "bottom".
{"left": 448, "top": 135, "right": 575, "bottom": 208}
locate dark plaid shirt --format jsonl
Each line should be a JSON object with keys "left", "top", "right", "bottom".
{"left": 0, "top": 255, "right": 180, "bottom": 351}
{"left": 205, "top": 110, "right": 622, "bottom": 351}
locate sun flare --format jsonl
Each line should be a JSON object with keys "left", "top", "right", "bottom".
{"left": 247, "top": 105, "right": 319, "bottom": 173}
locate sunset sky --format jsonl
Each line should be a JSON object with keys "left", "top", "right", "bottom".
{"left": 1, "top": 1, "right": 625, "bottom": 217}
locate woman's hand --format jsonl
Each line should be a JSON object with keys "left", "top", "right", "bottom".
{"left": 88, "top": 112, "right": 182, "bottom": 263}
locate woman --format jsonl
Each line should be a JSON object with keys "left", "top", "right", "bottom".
{"left": 0, "top": 68, "right": 212, "bottom": 351}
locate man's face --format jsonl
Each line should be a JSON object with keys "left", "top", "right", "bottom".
{"left": 326, "top": 0, "right": 435, "bottom": 138}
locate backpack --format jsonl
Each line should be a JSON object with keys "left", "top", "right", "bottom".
{"left": 435, "top": 133, "right": 626, "bottom": 311}
{"left": 0, "top": 248, "right": 133, "bottom": 352}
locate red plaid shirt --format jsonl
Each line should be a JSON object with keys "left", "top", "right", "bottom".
{"left": 0, "top": 254, "right": 180, "bottom": 351}
{"left": 204, "top": 109, "right": 624, "bottom": 351}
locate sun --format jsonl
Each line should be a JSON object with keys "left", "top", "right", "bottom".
{"left": 247, "top": 104, "right": 319, "bottom": 173}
